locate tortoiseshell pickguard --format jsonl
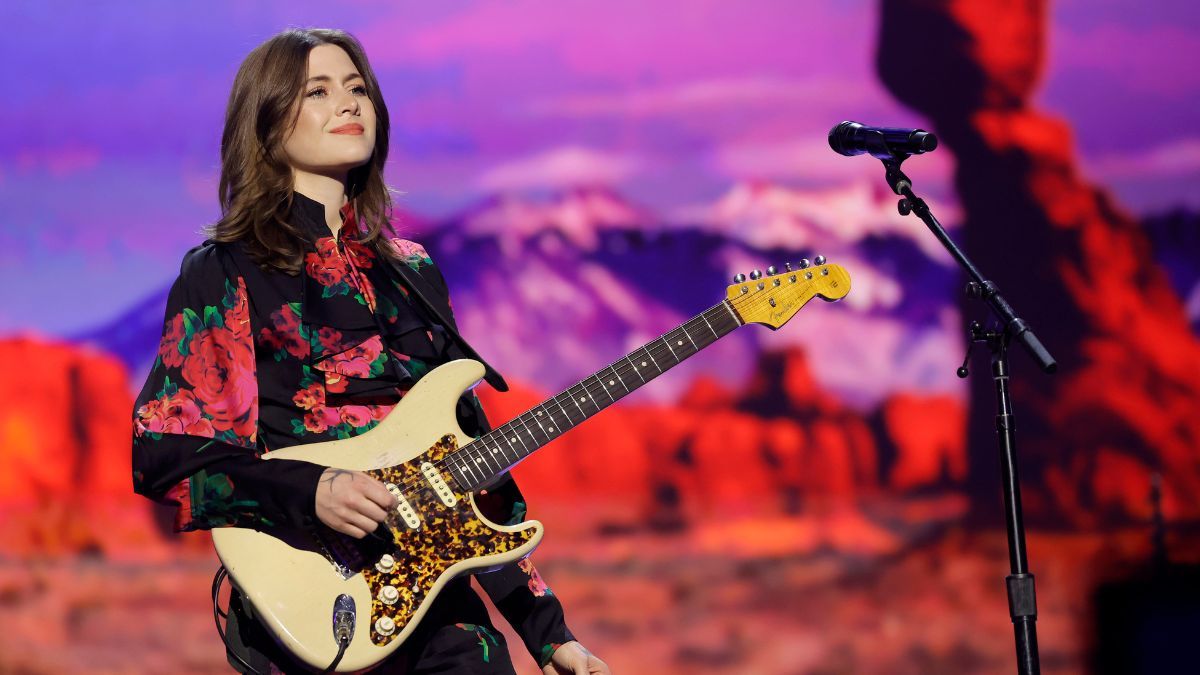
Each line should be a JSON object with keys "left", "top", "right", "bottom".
{"left": 360, "top": 434, "right": 537, "bottom": 646}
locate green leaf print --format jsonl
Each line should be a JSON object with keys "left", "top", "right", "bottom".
{"left": 182, "top": 307, "right": 203, "bottom": 343}
{"left": 202, "top": 304, "right": 225, "bottom": 329}
{"left": 189, "top": 469, "right": 270, "bottom": 529}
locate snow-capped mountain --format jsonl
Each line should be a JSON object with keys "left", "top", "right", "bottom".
{"left": 91, "top": 181, "right": 966, "bottom": 409}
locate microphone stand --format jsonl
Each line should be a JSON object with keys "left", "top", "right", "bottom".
{"left": 865, "top": 134, "right": 1056, "bottom": 675}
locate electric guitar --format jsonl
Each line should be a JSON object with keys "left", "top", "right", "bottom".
{"left": 212, "top": 260, "right": 851, "bottom": 671}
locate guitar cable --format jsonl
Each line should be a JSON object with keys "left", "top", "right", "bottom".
{"left": 212, "top": 565, "right": 350, "bottom": 674}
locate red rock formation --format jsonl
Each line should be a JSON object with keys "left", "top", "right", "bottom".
{"left": 877, "top": 0, "right": 1200, "bottom": 525}
{"left": 485, "top": 347, "right": 964, "bottom": 543}
{"left": 0, "top": 337, "right": 173, "bottom": 559}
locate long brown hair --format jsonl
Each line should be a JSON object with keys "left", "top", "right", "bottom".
{"left": 207, "top": 28, "right": 400, "bottom": 273}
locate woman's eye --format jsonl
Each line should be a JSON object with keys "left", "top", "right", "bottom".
{"left": 351, "top": 85, "right": 368, "bottom": 96}
{"left": 306, "top": 87, "right": 327, "bottom": 98}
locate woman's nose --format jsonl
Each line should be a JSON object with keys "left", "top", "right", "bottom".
{"left": 337, "top": 90, "right": 360, "bottom": 116}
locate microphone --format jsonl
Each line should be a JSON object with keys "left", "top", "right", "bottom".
{"left": 828, "top": 121, "right": 938, "bottom": 159}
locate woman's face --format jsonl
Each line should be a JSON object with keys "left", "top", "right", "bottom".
{"left": 282, "top": 44, "right": 377, "bottom": 181}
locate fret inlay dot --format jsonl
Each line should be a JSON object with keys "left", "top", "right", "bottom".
{"left": 641, "top": 361, "right": 647, "bottom": 367}
{"left": 677, "top": 340, "right": 683, "bottom": 346}
{"left": 580, "top": 396, "right": 586, "bottom": 403}
{"left": 548, "top": 427, "right": 555, "bottom": 432}
{"left": 608, "top": 380, "right": 615, "bottom": 386}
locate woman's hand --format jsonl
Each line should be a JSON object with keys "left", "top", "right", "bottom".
{"left": 314, "top": 468, "right": 397, "bottom": 538}
{"left": 541, "top": 641, "right": 610, "bottom": 675}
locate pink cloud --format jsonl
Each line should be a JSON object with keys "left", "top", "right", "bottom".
{"left": 476, "top": 145, "right": 644, "bottom": 191}
{"left": 13, "top": 145, "right": 102, "bottom": 178}
{"left": 521, "top": 76, "right": 875, "bottom": 118}
{"left": 1084, "top": 137, "right": 1200, "bottom": 179}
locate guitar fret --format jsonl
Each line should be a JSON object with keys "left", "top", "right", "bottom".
{"left": 662, "top": 335, "right": 678, "bottom": 361}
{"left": 553, "top": 396, "right": 576, "bottom": 426}
{"left": 626, "top": 356, "right": 645, "bottom": 382}
{"left": 610, "top": 365, "right": 629, "bottom": 392}
{"left": 594, "top": 375, "right": 616, "bottom": 404}
{"left": 581, "top": 380, "right": 602, "bottom": 409}
{"left": 570, "top": 385, "right": 588, "bottom": 418}
{"left": 722, "top": 299, "right": 742, "bottom": 325}
{"left": 447, "top": 298, "right": 762, "bottom": 491}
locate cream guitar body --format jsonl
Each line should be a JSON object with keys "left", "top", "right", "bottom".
{"left": 211, "top": 260, "right": 851, "bottom": 672}
{"left": 212, "top": 359, "right": 543, "bottom": 673}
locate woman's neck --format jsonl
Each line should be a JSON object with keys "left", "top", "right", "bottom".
{"left": 292, "top": 170, "right": 348, "bottom": 236}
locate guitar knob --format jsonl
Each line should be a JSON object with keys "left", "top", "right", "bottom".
{"left": 798, "top": 259, "right": 810, "bottom": 269}
{"left": 814, "top": 254, "right": 826, "bottom": 265}
{"left": 733, "top": 273, "right": 747, "bottom": 283}
{"left": 375, "top": 554, "right": 396, "bottom": 573}
{"left": 379, "top": 585, "right": 400, "bottom": 606}
{"left": 767, "top": 265, "right": 778, "bottom": 275}
{"left": 749, "top": 269, "right": 762, "bottom": 280}
{"left": 375, "top": 616, "right": 396, "bottom": 636}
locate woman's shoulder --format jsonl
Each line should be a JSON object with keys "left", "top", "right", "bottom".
{"left": 174, "top": 239, "right": 268, "bottom": 295}
{"left": 178, "top": 240, "right": 237, "bottom": 280}
{"left": 386, "top": 236, "right": 431, "bottom": 259}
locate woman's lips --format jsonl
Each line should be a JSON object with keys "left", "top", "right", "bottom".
{"left": 330, "top": 124, "right": 364, "bottom": 135}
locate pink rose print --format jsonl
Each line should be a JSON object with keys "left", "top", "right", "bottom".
{"left": 158, "top": 313, "right": 187, "bottom": 368}
{"left": 259, "top": 303, "right": 309, "bottom": 359}
{"left": 518, "top": 558, "right": 551, "bottom": 597}
{"left": 136, "top": 388, "right": 215, "bottom": 438}
{"left": 181, "top": 325, "right": 258, "bottom": 441}
{"left": 337, "top": 405, "right": 373, "bottom": 428}
{"left": 224, "top": 278, "right": 251, "bottom": 340}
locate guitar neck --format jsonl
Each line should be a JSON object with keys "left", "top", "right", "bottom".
{"left": 447, "top": 300, "right": 743, "bottom": 491}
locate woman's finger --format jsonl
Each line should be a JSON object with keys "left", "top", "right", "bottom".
{"left": 354, "top": 495, "right": 390, "bottom": 524}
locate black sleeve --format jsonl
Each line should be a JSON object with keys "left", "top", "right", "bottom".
{"left": 131, "top": 244, "right": 325, "bottom": 531}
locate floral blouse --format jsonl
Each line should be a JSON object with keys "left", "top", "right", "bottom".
{"left": 131, "top": 191, "right": 572, "bottom": 667}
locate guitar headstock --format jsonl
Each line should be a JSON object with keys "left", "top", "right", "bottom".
{"left": 725, "top": 256, "right": 850, "bottom": 329}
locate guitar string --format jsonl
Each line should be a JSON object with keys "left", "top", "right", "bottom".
{"left": 379, "top": 271, "right": 834, "bottom": 512}
{"left": 378, "top": 306, "right": 725, "bottom": 503}
{"left": 381, "top": 272, "right": 827, "bottom": 505}
{"left": 438, "top": 269, "right": 837, "bottom": 487}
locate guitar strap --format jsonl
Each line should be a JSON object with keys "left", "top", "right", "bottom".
{"left": 388, "top": 261, "right": 510, "bottom": 393}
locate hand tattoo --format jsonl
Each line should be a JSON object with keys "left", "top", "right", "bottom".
{"left": 320, "top": 468, "right": 355, "bottom": 493}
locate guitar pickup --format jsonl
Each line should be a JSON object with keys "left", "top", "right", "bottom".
{"left": 420, "top": 463, "right": 458, "bottom": 507}
{"left": 385, "top": 482, "right": 422, "bottom": 529}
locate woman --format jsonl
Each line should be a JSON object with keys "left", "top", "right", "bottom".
{"left": 132, "top": 28, "right": 609, "bottom": 675}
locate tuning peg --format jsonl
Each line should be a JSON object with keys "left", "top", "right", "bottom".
{"left": 784, "top": 262, "right": 793, "bottom": 272}
{"left": 798, "top": 259, "right": 810, "bottom": 269}
{"left": 733, "top": 273, "right": 747, "bottom": 283}
{"left": 767, "top": 265, "right": 778, "bottom": 275}
{"left": 749, "top": 269, "right": 762, "bottom": 280}
{"left": 814, "top": 254, "right": 826, "bottom": 265}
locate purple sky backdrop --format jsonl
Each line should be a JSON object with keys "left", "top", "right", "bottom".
{"left": 1, "top": 0, "right": 1197, "bottom": 335}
